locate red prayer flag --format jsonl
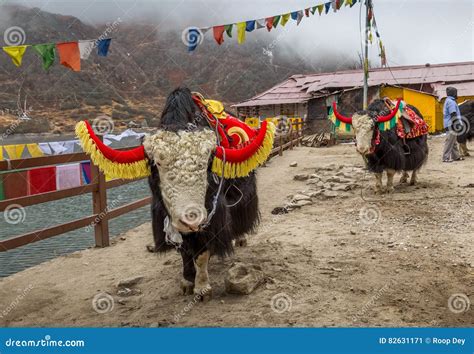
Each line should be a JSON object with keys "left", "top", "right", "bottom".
{"left": 305, "top": 8, "right": 310, "bottom": 17}
{"left": 213, "top": 26, "right": 225, "bottom": 45}
{"left": 56, "top": 42, "right": 81, "bottom": 72}
{"left": 265, "top": 17, "right": 274, "bottom": 32}
{"left": 3, "top": 171, "right": 28, "bottom": 199}
{"left": 27, "top": 167, "right": 57, "bottom": 195}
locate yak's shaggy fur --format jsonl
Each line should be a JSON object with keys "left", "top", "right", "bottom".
{"left": 361, "top": 99, "right": 429, "bottom": 174}
{"left": 148, "top": 87, "right": 260, "bottom": 285}
{"left": 458, "top": 100, "right": 474, "bottom": 144}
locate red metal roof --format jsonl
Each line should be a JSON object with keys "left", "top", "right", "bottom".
{"left": 233, "top": 61, "right": 474, "bottom": 107}
{"left": 233, "top": 78, "right": 313, "bottom": 107}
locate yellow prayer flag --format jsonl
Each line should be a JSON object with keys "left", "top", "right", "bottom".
{"left": 26, "top": 143, "right": 44, "bottom": 158}
{"left": 4, "top": 144, "right": 25, "bottom": 159}
{"left": 3, "top": 45, "right": 28, "bottom": 67}
{"left": 236, "top": 22, "right": 246, "bottom": 44}
{"left": 0, "top": 147, "right": 3, "bottom": 161}
{"left": 317, "top": 4, "right": 324, "bottom": 15}
{"left": 345, "top": 0, "right": 353, "bottom": 6}
{"left": 281, "top": 13, "right": 291, "bottom": 26}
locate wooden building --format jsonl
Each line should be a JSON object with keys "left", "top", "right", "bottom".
{"left": 233, "top": 61, "right": 474, "bottom": 133}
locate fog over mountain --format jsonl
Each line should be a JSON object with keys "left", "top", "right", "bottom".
{"left": 3, "top": 0, "right": 473, "bottom": 66}
{"left": 0, "top": 0, "right": 472, "bottom": 126}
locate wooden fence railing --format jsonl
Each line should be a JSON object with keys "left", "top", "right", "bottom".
{"left": 0, "top": 123, "right": 304, "bottom": 252}
{"left": 0, "top": 147, "right": 150, "bottom": 252}
{"left": 269, "top": 122, "right": 305, "bottom": 158}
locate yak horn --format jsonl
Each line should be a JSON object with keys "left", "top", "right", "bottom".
{"left": 75, "top": 120, "right": 150, "bottom": 179}
{"left": 332, "top": 102, "right": 353, "bottom": 124}
{"left": 377, "top": 99, "right": 401, "bottom": 123}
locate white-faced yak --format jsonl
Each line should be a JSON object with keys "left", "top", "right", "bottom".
{"left": 75, "top": 87, "right": 275, "bottom": 301}
{"left": 332, "top": 99, "right": 429, "bottom": 194}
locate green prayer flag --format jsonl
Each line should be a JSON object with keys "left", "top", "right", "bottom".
{"left": 32, "top": 43, "right": 55, "bottom": 70}
{"left": 311, "top": 6, "right": 317, "bottom": 14}
{"left": 224, "top": 24, "right": 233, "bottom": 38}
{"left": 273, "top": 15, "right": 281, "bottom": 28}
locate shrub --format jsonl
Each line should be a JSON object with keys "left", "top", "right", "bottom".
{"left": 0, "top": 116, "right": 51, "bottom": 135}
{"left": 111, "top": 111, "right": 130, "bottom": 120}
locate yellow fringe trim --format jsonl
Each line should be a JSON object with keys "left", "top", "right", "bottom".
{"left": 75, "top": 121, "right": 150, "bottom": 180}
{"left": 212, "top": 122, "right": 275, "bottom": 178}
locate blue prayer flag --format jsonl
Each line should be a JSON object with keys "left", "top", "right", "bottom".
{"left": 325, "top": 2, "right": 331, "bottom": 13}
{"left": 245, "top": 20, "right": 255, "bottom": 32}
{"left": 97, "top": 39, "right": 112, "bottom": 56}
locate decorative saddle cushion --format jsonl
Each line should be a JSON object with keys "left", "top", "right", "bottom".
{"left": 396, "top": 106, "right": 429, "bottom": 139}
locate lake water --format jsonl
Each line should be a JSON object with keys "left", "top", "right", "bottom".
{"left": 0, "top": 180, "right": 151, "bottom": 278}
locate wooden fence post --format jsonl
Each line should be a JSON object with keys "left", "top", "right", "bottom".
{"left": 297, "top": 126, "right": 301, "bottom": 146}
{"left": 289, "top": 128, "right": 294, "bottom": 150}
{"left": 90, "top": 136, "right": 110, "bottom": 247}
{"left": 279, "top": 135, "right": 283, "bottom": 156}
{"left": 294, "top": 124, "right": 299, "bottom": 146}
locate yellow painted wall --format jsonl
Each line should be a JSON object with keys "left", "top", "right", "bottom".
{"left": 459, "top": 95, "right": 474, "bottom": 104}
{"left": 402, "top": 90, "right": 438, "bottom": 133}
{"left": 380, "top": 86, "right": 403, "bottom": 100}
{"left": 380, "top": 86, "right": 440, "bottom": 133}
{"left": 435, "top": 101, "right": 444, "bottom": 131}
{"left": 246, "top": 117, "right": 303, "bottom": 131}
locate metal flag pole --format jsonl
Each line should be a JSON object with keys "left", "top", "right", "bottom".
{"left": 363, "top": 0, "right": 371, "bottom": 109}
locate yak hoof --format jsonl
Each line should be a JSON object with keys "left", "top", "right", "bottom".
{"left": 386, "top": 186, "right": 395, "bottom": 194}
{"left": 235, "top": 238, "right": 248, "bottom": 247}
{"left": 194, "top": 285, "right": 212, "bottom": 302}
{"left": 146, "top": 243, "right": 158, "bottom": 253}
{"left": 180, "top": 279, "right": 194, "bottom": 296}
{"left": 409, "top": 179, "right": 417, "bottom": 186}
{"left": 399, "top": 177, "right": 408, "bottom": 184}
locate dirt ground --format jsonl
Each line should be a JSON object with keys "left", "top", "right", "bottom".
{"left": 1, "top": 136, "right": 472, "bottom": 327}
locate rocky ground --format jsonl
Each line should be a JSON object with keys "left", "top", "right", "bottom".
{"left": 0, "top": 136, "right": 472, "bottom": 327}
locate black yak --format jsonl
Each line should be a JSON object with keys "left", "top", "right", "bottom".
{"left": 457, "top": 100, "right": 474, "bottom": 157}
{"left": 76, "top": 87, "right": 274, "bottom": 301}
{"left": 146, "top": 88, "right": 262, "bottom": 300}
{"left": 333, "top": 99, "right": 429, "bottom": 194}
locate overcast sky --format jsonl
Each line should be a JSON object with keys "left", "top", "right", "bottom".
{"left": 3, "top": 0, "right": 473, "bottom": 66}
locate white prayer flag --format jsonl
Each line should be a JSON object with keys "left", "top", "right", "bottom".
{"left": 78, "top": 40, "right": 95, "bottom": 60}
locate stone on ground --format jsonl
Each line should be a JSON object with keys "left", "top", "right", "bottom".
{"left": 293, "top": 174, "right": 309, "bottom": 181}
{"left": 116, "top": 276, "right": 144, "bottom": 288}
{"left": 225, "top": 263, "right": 265, "bottom": 295}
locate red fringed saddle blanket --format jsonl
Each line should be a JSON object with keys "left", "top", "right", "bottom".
{"left": 396, "top": 106, "right": 429, "bottom": 139}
